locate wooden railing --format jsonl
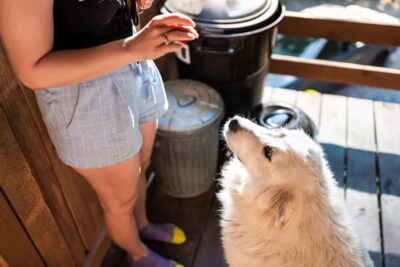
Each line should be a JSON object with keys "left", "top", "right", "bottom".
{"left": 270, "top": 11, "right": 400, "bottom": 90}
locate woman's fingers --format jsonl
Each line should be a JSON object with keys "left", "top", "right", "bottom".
{"left": 164, "top": 30, "right": 197, "bottom": 43}
{"left": 147, "top": 26, "right": 198, "bottom": 46}
{"left": 169, "top": 25, "right": 199, "bottom": 37}
{"left": 151, "top": 25, "right": 198, "bottom": 39}
{"left": 151, "top": 13, "right": 196, "bottom": 27}
{"left": 130, "top": 13, "right": 198, "bottom": 60}
{"left": 159, "top": 42, "right": 183, "bottom": 54}
{"left": 153, "top": 24, "right": 198, "bottom": 36}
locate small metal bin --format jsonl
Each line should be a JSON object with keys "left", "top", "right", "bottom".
{"left": 152, "top": 79, "right": 225, "bottom": 198}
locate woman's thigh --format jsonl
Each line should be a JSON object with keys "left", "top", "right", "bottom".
{"left": 71, "top": 119, "right": 157, "bottom": 208}
{"left": 139, "top": 119, "right": 157, "bottom": 168}
{"left": 71, "top": 154, "right": 141, "bottom": 211}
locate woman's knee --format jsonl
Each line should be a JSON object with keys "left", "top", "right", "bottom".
{"left": 72, "top": 155, "right": 142, "bottom": 214}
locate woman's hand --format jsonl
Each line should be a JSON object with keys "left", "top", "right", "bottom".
{"left": 124, "top": 13, "right": 199, "bottom": 61}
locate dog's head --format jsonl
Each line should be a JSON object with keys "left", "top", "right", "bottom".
{"left": 223, "top": 116, "right": 324, "bottom": 185}
{"left": 222, "top": 116, "right": 328, "bottom": 226}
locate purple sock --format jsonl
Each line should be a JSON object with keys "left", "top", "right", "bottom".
{"left": 140, "top": 223, "right": 173, "bottom": 243}
{"left": 127, "top": 248, "right": 182, "bottom": 267}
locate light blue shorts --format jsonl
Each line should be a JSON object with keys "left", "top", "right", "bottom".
{"left": 34, "top": 60, "right": 168, "bottom": 169}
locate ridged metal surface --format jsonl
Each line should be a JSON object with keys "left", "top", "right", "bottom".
{"left": 152, "top": 125, "right": 220, "bottom": 198}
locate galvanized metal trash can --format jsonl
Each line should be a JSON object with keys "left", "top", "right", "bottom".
{"left": 152, "top": 79, "right": 224, "bottom": 198}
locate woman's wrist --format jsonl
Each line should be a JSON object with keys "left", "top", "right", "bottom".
{"left": 121, "top": 36, "right": 145, "bottom": 63}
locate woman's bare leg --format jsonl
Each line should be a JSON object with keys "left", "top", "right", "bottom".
{"left": 135, "top": 119, "right": 158, "bottom": 229}
{"left": 71, "top": 155, "right": 147, "bottom": 260}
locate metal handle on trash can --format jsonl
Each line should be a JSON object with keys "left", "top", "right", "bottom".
{"left": 178, "top": 95, "right": 197, "bottom": 107}
{"left": 196, "top": 45, "right": 238, "bottom": 55}
{"left": 196, "top": 38, "right": 242, "bottom": 56}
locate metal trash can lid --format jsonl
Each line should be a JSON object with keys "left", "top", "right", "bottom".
{"left": 158, "top": 79, "right": 224, "bottom": 135}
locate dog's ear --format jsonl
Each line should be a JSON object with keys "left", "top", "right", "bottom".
{"left": 269, "top": 190, "right": 294, "bottom": 227}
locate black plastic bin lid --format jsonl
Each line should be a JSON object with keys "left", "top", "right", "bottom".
{"left": 164, "top": 0, "right": 268, "bottom": 22}
{"left": 253, "top": 102, "right": 317, "bottom": 139}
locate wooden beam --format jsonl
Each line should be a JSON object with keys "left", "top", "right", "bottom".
{"left": 279, "top": 11, "right": 400, "bottom": 47}
{"left": 270, "top": 54, "right": 400, "bottom": 90}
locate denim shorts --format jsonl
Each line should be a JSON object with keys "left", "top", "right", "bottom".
{"left": 34, "top": 59, "right": 168, "bottom": 169}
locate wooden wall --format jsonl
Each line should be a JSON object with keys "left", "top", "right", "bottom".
{"left": 0, "top": 43, "right": 107, "bottom": 267}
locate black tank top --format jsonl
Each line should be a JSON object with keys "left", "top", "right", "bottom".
{"left": 53, "top": 0, "right": 137, "bottom": 50}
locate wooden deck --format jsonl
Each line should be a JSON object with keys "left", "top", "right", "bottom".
{"left": 104, "top": 88, "right": 400, "bottom": 267}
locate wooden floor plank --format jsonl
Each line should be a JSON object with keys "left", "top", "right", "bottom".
{"left": 101, "top": 244, "right": 125, "bottom": 267}
{"left": 109, "top": 183, "right": 181, "bottom": 267}
{"left": 145, "top": 183, "right": 180, "bottom": 258}
{"left": 270, "top": 87, "right": 298, "bottom": 104}
{"left": 261, "top": 86, "right": 273, "bottom": 103}
{"left": 295, "top": 91, "right": 321, "bottom": 137}
{"left": 116, "top": 185, "right": 216, "bottom": 267}
{"left": 159, "top": 187, "right": 215, "bottom": 266}
{"left": 346, "top": 98, "right": 382, "bottom": 266}
{"left": 374, "top": 101, "right": 400, "bottom": 267}
{"left": 192, "top": 196, "right": 227, "bottom": 267}
{"left": 318, "top": 94, "right": 347, "bottom": 190}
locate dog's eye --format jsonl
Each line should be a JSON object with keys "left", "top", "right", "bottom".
{"left": 263, "top": 146, "right": 273, "bottom": 161}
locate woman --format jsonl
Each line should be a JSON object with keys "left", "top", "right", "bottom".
{"left": 0, "top": 0, "right": 198, "bottom": 266}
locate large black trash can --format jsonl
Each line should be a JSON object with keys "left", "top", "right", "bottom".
{"left": 160, "top": 0, "right": 284, "bottom": 116}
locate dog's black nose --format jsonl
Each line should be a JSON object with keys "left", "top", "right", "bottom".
{"left": 229, "top": 119, "right": 240, "bottom": 132}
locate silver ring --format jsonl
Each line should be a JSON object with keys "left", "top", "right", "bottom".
{"left": 163, "top": 32, "right": 169, "bottom": 45}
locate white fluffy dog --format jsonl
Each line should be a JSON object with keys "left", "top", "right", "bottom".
{"left": 218, "top": 116, "right": 373, "bottom": 267}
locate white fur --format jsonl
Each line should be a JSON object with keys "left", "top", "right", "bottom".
{"left": 218, "top": 116, "right": 374, "bottom": 267}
